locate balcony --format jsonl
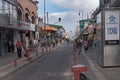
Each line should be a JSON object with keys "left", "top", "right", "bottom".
{"left": 17, "top": 21, "right": 35, "bottom": 31}
{"left": 0, "top": 14, "right": 17, "bottom": 28}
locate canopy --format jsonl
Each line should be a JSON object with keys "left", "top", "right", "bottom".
{"left": 42, "top": 26, "right": 57, "bottom": 31}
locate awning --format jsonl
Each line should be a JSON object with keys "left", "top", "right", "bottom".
{"left": 42, "top": 26, "right": 57, "bottom": 31}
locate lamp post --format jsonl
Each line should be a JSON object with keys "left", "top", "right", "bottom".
{"left": 43, "top": 0, "right": 47, "bottom": 47}
{"left": 44, "top": 0, "right": 46, "bottom": 35}
{"left": 78, "top": 10, "right": 83, "bottom": 21}
{"left": 78, "top": 10, "right": 84, "bottom": 40}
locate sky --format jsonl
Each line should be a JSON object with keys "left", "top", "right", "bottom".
{"left": 38, "top": 0, "right": 99, "bottom": 34}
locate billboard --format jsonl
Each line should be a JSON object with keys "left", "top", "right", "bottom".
{"left": 105, "top": 10, "right": 120, "bottom": 45}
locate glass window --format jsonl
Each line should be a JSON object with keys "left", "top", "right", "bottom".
{"left": 2, "top": 0, "right": 5, "bottom": 14}
{"left": 0, "top": 0, "right": 2, "bottom": 13}
{"left": 13, "top": 6, "right": 17, "bottom": 19}
{"left": 5, "top": 1, "right": 8, "bottom": 14}
{"left": 7, "top": 2, "right": 10, "bottom": 14}
{"left": 9, "top": 4, "right": 12, "bottom": 15}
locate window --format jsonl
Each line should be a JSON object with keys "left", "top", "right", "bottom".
{"left": 2, "top": 0, "right": 5, "bottom": 14}
{"left": 9, "top": 4, "right": 12, "bottom": 15}
{"left": 13, "top": 6, "right": 17, "bottom": 19}
{"left": 32, "top": 16, "right": 35, "bottom": 24}
{"left": 25, "top": 13, "right": 29, "bottom": 22}
{"left": 7, "top": 2, "right": 10, "bottom": 14}
{"left": 5, "top": 1, "right": 8, "bottom": 14}
{"left": 17, "top": 9, "right": 22, "bottom": 21}
{"left": 0, "top": 0, "right": 2, "bottom": 13}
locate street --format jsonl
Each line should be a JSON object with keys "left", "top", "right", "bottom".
{"left": 7, "top": 44, "right": 73, "bottom": 80}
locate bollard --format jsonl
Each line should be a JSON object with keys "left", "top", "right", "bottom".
{"left": 73, "top": 52, "right": 77, "bottom": 65}
{"left": 42, "top": 47, "right": 44, "bottom": 54}
{"left": 25, "top": 48, "right": 30, "bottom": 60}
{"left": 73, "top": 41, "right": 77, "bottom": 65}
{"left": 49, "top": 47, "right": 50, "bottom": 51}
{"left": 14, "top": 58, "right": 17, "bottom": 68}
{"left": 73, "top": 41, "right": 77, "bottom": 52}
{"left": 46, "top": 47, "right": 48, "bottom": 52}
{"left": 36, "top": 47, "right": 38, "bottom": 57}
{"left": 72, "top": 64, "right": 87, "bottom": 80}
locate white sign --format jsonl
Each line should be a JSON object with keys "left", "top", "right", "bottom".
{"left": 30, "top": 23, "right": 35, "bottom": 31}
{"left": 105, "top": 10, "right": 119, "bottom": 40}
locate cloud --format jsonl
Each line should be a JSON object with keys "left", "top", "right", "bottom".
{"left": 39, "top": 0, "right": 99, "bottom": 34}
{"left": 51, "top": 0, "right": 99, "bottom": 11}
{"left": 49, "top": 11, "right": 79, "bottom": 33}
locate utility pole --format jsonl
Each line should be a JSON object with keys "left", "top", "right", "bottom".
{"left": 44, "top": 0, "right": 46, "bottom": 35}
{"left": 46, "top": 12, "right": 49, "bottom": 24}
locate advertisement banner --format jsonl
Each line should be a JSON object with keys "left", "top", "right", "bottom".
{"left": 105, "top": 10, "right": 120, "bottom": 45}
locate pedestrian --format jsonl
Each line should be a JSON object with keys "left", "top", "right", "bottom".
{"left": 16, "top": 41, "right": 22, "bottom": 59}
{"left": 76, "top": 39, "right": 82, "bottom": 55}
{"left": 84, "top": 41, "right": 88, "bottom": 51}
{"left": 7, "top": 41, "right": 12, "bottom": 53}
{"left": 11, "top": 42, "right": 15, "bottom": 53}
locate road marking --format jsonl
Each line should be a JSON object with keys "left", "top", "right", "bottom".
{"left": 83, "top": 53, "right": 107, "bottom": 80}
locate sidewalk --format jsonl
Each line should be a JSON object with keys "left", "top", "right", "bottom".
{"left": 84, "top": 46, "right": 120, "bottom": 80}
{"left": 0, "top": 43, "right": 64, "bottom": 79}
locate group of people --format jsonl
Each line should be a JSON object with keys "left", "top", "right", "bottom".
{"left": 74, "top": 38, "right": 94, "bottom": 55}
{"left": 8, "top": 40, "right": 22, "bottom": 59}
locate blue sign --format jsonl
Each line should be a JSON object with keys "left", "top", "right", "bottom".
{"left": 107, "top": 28, "right": 117, "bottom": 34}
{"left": 109, "top": 15, "right": 116, "bottom": 23}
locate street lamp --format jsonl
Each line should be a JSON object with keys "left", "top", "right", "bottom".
{"left": 44, "top": 0, "right": 46, "bottom": 33}
{"left": 78, "top": 10, "right": 84, "bottom": 39}
{"left": 78, "top": 10, "right": 83, "bottom": 21}
{"left": 43, "top": 0, "right": 48, "bottom": 47}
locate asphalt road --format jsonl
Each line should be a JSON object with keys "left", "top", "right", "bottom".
{"left": 8, "top": 44, "right": 74, "bottom": 80}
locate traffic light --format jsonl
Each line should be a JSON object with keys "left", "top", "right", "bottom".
{"left": 58, "top": 18, "right": 61, "bottom": 22}
{"left": 93, "top": 28, "right": 96, "bottom": 34}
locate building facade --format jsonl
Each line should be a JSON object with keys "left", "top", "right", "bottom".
{"left": 0, "top": 0, "right": 17, "bottom": 56}
{"left": 17, "top": 0, "right": 38, "bottom": 50}
{"left": 0, "top": 0, "right": 38, "bottom": 56}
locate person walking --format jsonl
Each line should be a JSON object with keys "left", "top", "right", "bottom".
{"left": 16, "top": 41, "right": 22, "bottom": 59}
{"left": 76, "top": 39, "right": 82, "bottom": 55}
{"left": 7, "top": 41, "right": 12, "bottom": 53}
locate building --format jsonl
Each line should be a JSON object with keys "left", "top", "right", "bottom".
{"left": 0, "top": 0, "right": 17, "bottom": 56}
{"left": 17, "top": 0, "right": 38, "bottom": 49}
{"left": 90, "top": 0, "right": 120, "bottom": 67}
{"left": 0, "top": 0, "right": 38, "bottom": 56}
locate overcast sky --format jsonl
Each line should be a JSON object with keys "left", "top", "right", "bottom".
{"left": 38, "top": 0, "right": 99, "bottom": 34}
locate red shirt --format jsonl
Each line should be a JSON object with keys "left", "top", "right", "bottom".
{"left": 16, "top": 41, "right": 22, "bottom": 49}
